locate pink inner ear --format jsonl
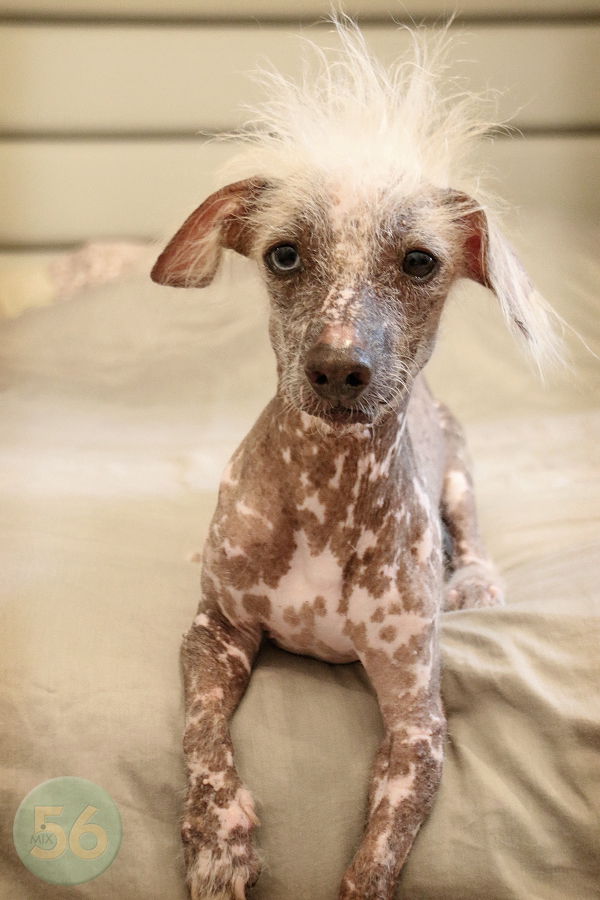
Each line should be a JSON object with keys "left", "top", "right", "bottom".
{"left": 442, "top": 190, "right": 491, "bottom": 289}
{"left": 151, "top": 192, "right": 239, "bottom": 288}
{"left": 463, "top": 225, "right": 490, "bottom": 288}
{"left": 151, "top": 178, "right": 267, "bottom": 288}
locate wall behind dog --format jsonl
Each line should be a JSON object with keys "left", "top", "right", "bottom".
{"left": 0, "top": 1, "right": 598, "bottom": 248}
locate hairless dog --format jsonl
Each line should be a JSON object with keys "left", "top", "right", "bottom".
{"left": 151, "top": 21, "right": 559, "bottom": 900}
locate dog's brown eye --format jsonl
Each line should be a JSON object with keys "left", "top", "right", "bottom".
{"left": 402, "top": 250, "right": 437, "bottom": 279}
{"left": 266, "top": 244, "right": 302, "bottom": 274}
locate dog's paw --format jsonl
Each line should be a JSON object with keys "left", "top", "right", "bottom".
{"left": 182, "top": 787, "right": 261, "bottom": 899}
{"left": 444, "top": 560, "right": 504, "bottom": 611}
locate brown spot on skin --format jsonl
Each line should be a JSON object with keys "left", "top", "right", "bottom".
{"left": 242, "top": 594, "right": 272, "bottom": 619}
{"left": 363, "top": 646, "right": 419, "bottom": 697}
{"left": 313, "top": 595, "right": 327, "bottom": 616}
{"left": 337, "top": 595, "right": 350, "bottom": 616}
{"left": 392, "top": 623, "right": 435, "bottom": 668}
{"left": 371, "top": 606, "right": 385, "bottom": 623}
{"left": 297, "top": 601, "right": 317, "bottom": 628}
{"left": 379, "top": 624, "right": 397, "bottom": 642}
{"left": 283, "top": 606, "right": 301, "bottom": 627}
{"left": 343, "top": 619, "right": 368, "bottom": 653}
{"left": 289, "top": 626, "right": 318, "bottom": 653}
{"left": 357, "top": 565, "right": 392, "bottom": 598}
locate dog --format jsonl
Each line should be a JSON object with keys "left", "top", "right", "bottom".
{"left": 151, "top": 21, "right": 560, "bottom": 900}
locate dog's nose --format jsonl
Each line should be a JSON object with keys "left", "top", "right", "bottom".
{"left": 304, "top": 343, "right": 372, "bottom": 404}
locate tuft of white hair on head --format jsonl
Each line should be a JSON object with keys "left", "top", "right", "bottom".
{"left": 220, "top": 14, "right": 498, "bottom": 197}
{"left": 211, "top": 14, "right": 567, "bottom": 373}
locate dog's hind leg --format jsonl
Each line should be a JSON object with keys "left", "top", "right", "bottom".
{"left": 180, "top": 607, "right": 262, "bottom": 900}
{"left": 438, "top": 404, "right": 504, "bottom": 610}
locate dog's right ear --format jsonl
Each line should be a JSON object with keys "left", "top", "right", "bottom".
{"left": 151, "top": 178, "right": 268, "bottom": 288}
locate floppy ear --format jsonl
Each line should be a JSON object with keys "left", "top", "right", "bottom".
{"left": 151, "top": 178, "right": 268, "bottom": 288}
{"left": 450, "top": 191, "right": 561, "bottom": 370}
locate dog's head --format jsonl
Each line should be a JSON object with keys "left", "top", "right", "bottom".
{"left": 151, "top": 175, "right": 553, "bottom": 427}
{"left": 151, "top": 22, "right": 560, "bottom": 428}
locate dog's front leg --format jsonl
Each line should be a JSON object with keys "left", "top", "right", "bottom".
{"left": 180, "top": 606, "right": 262, "bottom": 900}
{"left": 339, "top": 613, "right": 445, "bottom": 900}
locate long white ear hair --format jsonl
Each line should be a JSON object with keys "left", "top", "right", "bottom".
{"left": 449, "top": 191, "right": 565, "bottom": 372}
{"left": 482, "top": 214, "right": 565, "bottom": 372}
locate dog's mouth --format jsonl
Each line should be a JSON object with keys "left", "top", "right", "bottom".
{"left": 290, "top": 375, "right": 396, "bottom": 428}
{"left": 296, "top": 392, "right": 381, "bottom": 427}
{"left": 320, "top": 404, "right": 373, "bottom": 425}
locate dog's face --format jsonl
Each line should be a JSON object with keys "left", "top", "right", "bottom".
{"left": 254, "top": 183, "right": 469, "bottom": 425}
{"left": 151, "top": 175, "right": 536, "bottom": 427}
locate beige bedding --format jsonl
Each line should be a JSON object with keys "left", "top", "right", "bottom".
{"left": 1, "top": 211, "right": 599, "bottom": 899}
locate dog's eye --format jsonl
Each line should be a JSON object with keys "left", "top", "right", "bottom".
{"left": 402, "top": 250, "right": 437, "bottom": 279}
{"left": 266, "top": 244, "right": 302, "bottom": 274}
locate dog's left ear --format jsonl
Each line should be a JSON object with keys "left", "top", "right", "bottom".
{"left": 448, "top": 190, "right": 561, "bottom": 368}
{"left": 151, "top": 178, "right": 269, "bottom": 288}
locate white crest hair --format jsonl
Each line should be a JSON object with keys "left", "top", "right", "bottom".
{"left": 222, "top": 16, "right": 496, "bottom": 195}
{"left": 214, "top": 15, "right": 564, "bottom": 371}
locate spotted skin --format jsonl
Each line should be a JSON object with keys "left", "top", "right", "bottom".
{"left": 186, "top": 380, "right": 496, "bottom": 899}
{"left": 181, "top": 610, "right": 262, "bottom": 899}
{"left": 154, "top": 174, "right": 509, "bottom": 899}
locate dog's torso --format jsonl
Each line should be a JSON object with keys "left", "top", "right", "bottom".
{"left": 200, "top": 375, "right": 448, "bottom": 664}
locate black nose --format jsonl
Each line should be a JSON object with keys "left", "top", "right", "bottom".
{"left": 304, "top": 344, "right": 372, "bottom": 404}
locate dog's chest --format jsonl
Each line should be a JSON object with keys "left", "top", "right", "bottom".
{"left": 205, "top": 437, "right": 440, "bottom": 663}
{"left": 258, "top": 520, "right": 424, "bottom": 663}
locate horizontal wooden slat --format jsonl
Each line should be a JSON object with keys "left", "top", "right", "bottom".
{"left": 1, "top": 24, "right": 598, "bottom": 134}
{"left": 0, "top": 136, "right": 598, "bottom": 246}
{"left": 1, "top": 1, "right": 599, "bottom": 20}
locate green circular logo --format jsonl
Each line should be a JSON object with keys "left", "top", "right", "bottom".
{"left": 13, "top": 777, "right": 122, "bottom": 885}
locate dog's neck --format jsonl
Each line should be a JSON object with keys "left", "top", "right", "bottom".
{"left": 269, "top": 396, "right": 410, "bottom": 485}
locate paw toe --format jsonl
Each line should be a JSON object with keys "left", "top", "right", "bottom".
{"left": 444, "top": 562, "right": 505, "bottom": 610}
